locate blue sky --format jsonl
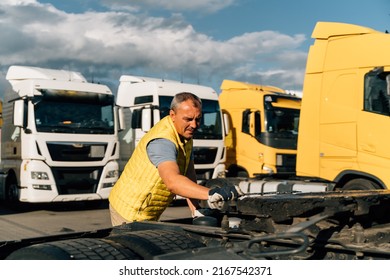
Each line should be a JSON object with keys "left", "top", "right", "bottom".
{"left": 0, "top": 0, "right": 389, "bottom": 96}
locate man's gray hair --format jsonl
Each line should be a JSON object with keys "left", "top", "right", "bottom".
{"left": 170, "top": 92, "right": 202, "bottom": 112}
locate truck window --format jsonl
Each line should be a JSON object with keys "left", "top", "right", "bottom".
{"left": 242, "top": 109, "right": 250, "bottom": 134}
{"left": 364, "top": 70, "right": 390, "bottom": 116}
{"left": 131, "top": 109, "right": 142, "bottom": 129}
{"left": 134, "top": 95, "right": 153, "bottom": 105}
{"left": 159, "top": 96, "right": 223, "bottom": 140}
{"left": 197, "top": 99, "right": 223, "bottom": 140}
{"left": 254, "top": 111, "right": 261, "bottom": 137}
{"left": 34, "top": 90, "right": 115, "bottom": 134}
{"left": 264, "top": 95, "right": 299, "bottom": 135}
{"left": 259, "top": 96, "right": 300, "bottom": 149}
{"left": 241, "top": 110, "right": 261, "bottom": 137}
{"left": 266, "top": 108, "right": 298, "bottom": 133}
{"left": 159, "top": 96, "right": 172, "bottom": 119}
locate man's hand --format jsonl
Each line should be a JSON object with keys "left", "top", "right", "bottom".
{"left": 207, "top": 185, "right": 244, "bottom": 209}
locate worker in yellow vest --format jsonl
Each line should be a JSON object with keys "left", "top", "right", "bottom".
{"left": 109, "top": 92, "right": 243, "bottom": 226}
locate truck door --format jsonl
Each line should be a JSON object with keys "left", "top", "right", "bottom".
{"left": 238, "top": 109, "right": 263, "bottom": 176}
{"left": 358, "top": 68, "right": 390, "bottom": 178}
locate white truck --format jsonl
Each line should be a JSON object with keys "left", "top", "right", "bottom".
{"left": 115, "top": 75, "right": 227, "bottom": 185}
{"left": 0, "top": 65, "right": 119, "bottom": 204}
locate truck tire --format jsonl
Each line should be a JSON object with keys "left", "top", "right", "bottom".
{"left": 5, "top": 175, "right": 19, "bottom": 203}
{"left": 342, "top": 179, "right": 379, "bottom": 190}
{"left": 226, "top": 165, "right": 249, "bottom": 178}
{"left": 5, "top": 238, "right": 140, "bottom": 260}
{"left": 204, "top": 178, "right": 235, "bottom": 189}
{"left": 106, "top": 229, "right": 205, "bottom": 259}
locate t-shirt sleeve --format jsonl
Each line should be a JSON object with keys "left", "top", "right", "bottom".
{"left": 146, "top": 138, "right": 177, "bottom": 167}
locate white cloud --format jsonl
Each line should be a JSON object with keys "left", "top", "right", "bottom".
{"left": 1, "top": 0, "right": 36, "bottom": 5}
{"left": 102, "top": 0, "right": 237, "bottom": 14}
{"left": 0, "top": 0, "right": 308, "bottom": 94}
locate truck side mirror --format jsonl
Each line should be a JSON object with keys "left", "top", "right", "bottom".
{"left": 153, "top": 108, "right": 160, "bottom": 125}
{"left": 13, "top": 100, "right": 25, "bottom": 128}
{"left": 249, "top": 111, "right": 256, "bottom": 136}
{"left": 117, "top": 107, "right": 125, "bottom": 131}
{"left": 141, "top": 107, "right": 152, "bottom": 132}
{"left": 223, "top": 112, "right": 230, "bottom": 136}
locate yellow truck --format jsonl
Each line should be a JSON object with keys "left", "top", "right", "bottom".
{"left": 219, "top": 80, "right": 301, "bottom": 177}
{"left": 220, "top": 21, "right": 390, "bottom": 191}
{"left": 296, "top": 21, "right": 390, "bottom": 190}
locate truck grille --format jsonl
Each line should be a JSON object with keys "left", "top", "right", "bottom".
{"left": 47, "top": 142, "right": 107, "bottom": 161}
{"left": 193, "top": 147, "right": 217, "bottom": 164}
{"left": 51, "top": 167, "right": 103, "bottom": 195}
{"left": 195, "top": 168, "right": 214, "bottom": 181}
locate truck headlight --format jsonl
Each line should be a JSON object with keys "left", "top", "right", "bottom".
{"left": 31, "top": 171, "right": 49, "bottom": 180}
{"left": 33, "top": 184, "right": 52, "bottom": 190}
{"left": 262, "top": 166, "right": 274, "bottom": 174}
{"left": 276, "top": 154, "right": 283, "bottom": 166}
{"left": 103, "top": 182, "right": 115, "bottom": 188}
{"left": 105, "top": 170, "right": 119, "bottom": 178}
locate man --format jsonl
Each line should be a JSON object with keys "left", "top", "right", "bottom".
{"left": 109, "top": 92, "right": 243, "bottom": 226}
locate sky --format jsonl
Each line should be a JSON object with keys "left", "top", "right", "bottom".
{"left": 0, "top": 0, "right": 389, "bottom": 97}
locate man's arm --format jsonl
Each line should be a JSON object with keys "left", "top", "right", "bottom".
{"left": 184, "top": 159, "right": 202, "bottom": 214}
{"left": 157, "top": 160, "right": 209, "bottom": 200}
{"left": 185, "top": 159, "right": 197, "bottom": 183}
{"left": 147, "top": 138, "right": 209, "bottom": 200}
{"left": 147, "top": 138, "right": 243, "bottom": 213}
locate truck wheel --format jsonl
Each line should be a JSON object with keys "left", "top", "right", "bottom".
{"left": 237, "top": 170, "right": 249, "bottom": 177}
{"left": 5, "top": 238, "right": 140, "bottom": 260}
{"left": 227, "top": 165, "right": 249, "bottom": 178}
{"left": 342, "top": 179, "right": 379, "bottom": 190}
{"left": 106, "top": 229, "right": 205, "bottom": 259}
{"left": 5, "top": 176, "right": 19, "bottom": 203}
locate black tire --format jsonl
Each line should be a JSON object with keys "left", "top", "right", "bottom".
{"left": 106, "top": 229, "right": 205, "bottom": 259}
{"left": 204, "top": 178, "right": 234, "bottom": 189}
{"left": 227, "top": 165, "right": 249, "bottom": 178}
{"left": 3, "top": 174, "right": 24, "bottom": 210}
{"left": 5, "top": 238, "right": 140, "bottom": 260}
{"left": 342, "top": 179, "right": 379, "bottom": 190}
{"left": 237, "top": 170, "right": 249, "bottom": 178}
{"left": 5, "top": 175, "right": 20, "bottom": 203}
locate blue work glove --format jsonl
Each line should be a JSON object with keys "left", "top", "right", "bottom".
{"left": 207, "top": 185, "right": 244, "bottom": 209}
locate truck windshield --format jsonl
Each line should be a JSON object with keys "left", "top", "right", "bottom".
{"left": 159, "top": 96, "right": 223, "bottom": 140}
{"left": 34, "top": 89, "right": 115, "bottom": 134}
{"left": 259, "top": 95, "right": 300, "bottom": 149}
{"left": 265, "top": 107, "right": 299, "bottom": 134}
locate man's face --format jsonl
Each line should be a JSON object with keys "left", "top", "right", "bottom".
{"left": 170, "top": 99, "right": 201, "bottom": 140}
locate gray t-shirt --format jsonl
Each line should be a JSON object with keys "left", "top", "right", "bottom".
{"left": 146, "top": 138, "right": 193, "bottom": 167}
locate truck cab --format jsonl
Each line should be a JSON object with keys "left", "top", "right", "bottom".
{"left": 0, "top": 66, "right": 119, "bottom": 204}
{"left": 297, "top": 22, "right": 390, "bottom": 190}
{"left": 219, "top": 79, "right": 301, "bottom": 177}
{"left": 116, "top": 75, "right": 227, "bottom": 184}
